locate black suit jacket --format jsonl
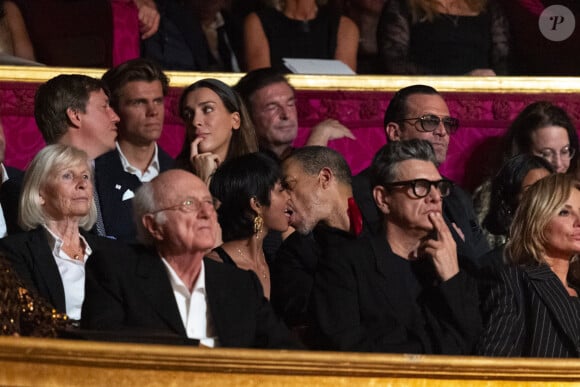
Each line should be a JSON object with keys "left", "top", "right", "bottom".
{"left": 313, "top": 234, "right": 482, "bottom": 354}
{"left": 82, "top": 244, "right": 298, "bottom": 349}
{"left": 0, "top": 227, "right": 122, "bottom": 314}
{"left": 352, "top": 167, "right": 490, "bottom": 262}
{"left": 93, "top": 147, "right": 174, "bottom": 242}
{"left": 477, "top": 264, "right": 580, "bottom": 357}
{"left": 1, "top": 165, "right": 23, "bottom": 235}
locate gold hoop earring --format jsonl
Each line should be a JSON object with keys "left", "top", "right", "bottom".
{"left": 253, "top": 215, "right": 264, "bottom": 235}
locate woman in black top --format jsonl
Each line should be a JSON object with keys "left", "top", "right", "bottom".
{"left": 208, "top": 152, "right": 291, "bottom": 299}
{"left": 377, "top": 0, "right": 509, "bottom": 75}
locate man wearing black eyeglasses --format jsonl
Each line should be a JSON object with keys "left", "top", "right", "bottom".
{"left": 353, "top": 84, "right": 490, "bottom": 263}
{"left": 313, "top": 139, "right": 481, "bottom": 354}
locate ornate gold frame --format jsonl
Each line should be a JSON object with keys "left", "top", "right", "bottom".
{"left": 2, "top": 337, "right": 580, "bottom": 386}
{"left": 1, "top": 66, "right": 580, "bottom": 93}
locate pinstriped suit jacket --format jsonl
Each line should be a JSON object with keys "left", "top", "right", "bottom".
{"left": 477, "top": 264, "right": 580, "bottom": 357}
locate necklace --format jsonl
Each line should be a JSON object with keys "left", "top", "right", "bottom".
{"left": 65, "top": 241, "right": 84, "bottom": 261}
{"left": 236, "top": 247, "right": 268, "bottom": 279}
{"left": 72, "top": 245, "right": 84, "bottom": 261}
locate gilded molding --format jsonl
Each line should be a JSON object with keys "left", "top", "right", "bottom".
{"left": 0, "top": 66, "right": 580, "bottom": 93}
{"left": 2, "top": 337, "right": 580, "bottom": 386}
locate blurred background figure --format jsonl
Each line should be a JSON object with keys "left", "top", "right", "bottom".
{"left": 343, "top": 0, "right": 386, "bottom": 73}
{"left": 377, "top": 0, "right": 509, "bottom": 75}
{"left": 244, "top": 0, "right": 359, "bottom": 72}
{"left": 0, "top": 0, "right": 34, "bottom": 62}
{"left": 501, "top": 101, "right": 579, "bottom": 176}
{"left": 142, "top": 0, "right": 242, "bottom": 71}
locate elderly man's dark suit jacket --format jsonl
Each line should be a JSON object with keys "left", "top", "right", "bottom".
{"left": 477, "top": 264, "right": 580, "bottom": 357}
{"left": 93, "top": 147, "right": 174, "bottom": 242}
{"left": 0, "top": 227, "right": 122, "bottom": 314}
{"left": 352, "top": 167, "right": 490, "bottom": 262}
{"left": 82, "top": 244, "right": 299, "bottom": 349}
{"left": 313, "top": 234, "right": 482, "bottom": 354}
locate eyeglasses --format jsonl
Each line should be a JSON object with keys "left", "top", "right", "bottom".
{"left": 150, "top": 197, "right": 216, "bottom": 215}
{"left": 535, "top": 146, "right": 576, "bottom": 162}
{"left": 384, "top": 178, "right": 453, "bottom": 198}
{"left": 399, "top": 114, "right": 459, "bottom": 134}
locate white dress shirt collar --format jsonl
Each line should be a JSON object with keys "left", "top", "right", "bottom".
{"left": 116, "top": 142, "right": 160, "bottom": 182}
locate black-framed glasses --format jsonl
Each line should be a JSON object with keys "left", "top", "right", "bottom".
{"left": 535, "top": 146, "right": 576, "bottom": 162}
{"left": 384, "top": 178, "right": 453, "bottom": 198}
{"left": 150, "top": 197, "right": 216, "bottom": 215}
{"left": 399, "top": 114, "right": 459, "bottom": 134}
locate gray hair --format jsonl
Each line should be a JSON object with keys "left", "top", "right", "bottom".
{"left": 133, "top": 180, "right": 166, "bottom": 246}
{"left": 19, "top": 144, "right": 96, "bottom": 230}
{"left": 370, "top": 139, "right": 437, "bottom": 187}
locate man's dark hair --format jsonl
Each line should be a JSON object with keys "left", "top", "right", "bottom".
{"left": 383, "top": 85, "right": 440, "bottom": 128}
{"left": 234, "top": 67, "right": 293, "bottom": 113}
{"left": 370, "top": 139, "right": 437, "bottom": 188}
{"left": 101, "top": 58, "right": 169, "bottom": 111}
{"left": 34, "top": 74, "right": 105, "bottom": 144}
{"left": 284, "top": 146, "right": 352, "bottom": 185}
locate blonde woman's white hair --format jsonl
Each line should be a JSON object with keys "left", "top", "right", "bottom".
{"left": 19, "top": 144, "right": 97, "bottom": 231}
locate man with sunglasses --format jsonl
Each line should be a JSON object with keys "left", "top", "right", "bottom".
{"left": 313, "top": 139, "right": 481, "bottom": 353}
{"left": 353, "top": 84, "right": 489, "bottom": 263}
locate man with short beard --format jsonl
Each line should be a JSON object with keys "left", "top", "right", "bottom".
{"left": 271, "top": 146, "right": 367, "bottom": 347}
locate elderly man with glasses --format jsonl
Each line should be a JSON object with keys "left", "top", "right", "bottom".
{"left": 313, "top": 139, "right": 481, "bottom": 354}
{"left": 82, "top": 169, "right": 298, "bottom": 349}
{"left": 353, "top": 84, "right": 490, "bottom": 265}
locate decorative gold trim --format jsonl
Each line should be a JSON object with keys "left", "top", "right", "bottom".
{"left": 0, "top": 66, "right": 579, "bottom": 93}
{"left": 2, "top": 336, "right": 580, "bottom": 386}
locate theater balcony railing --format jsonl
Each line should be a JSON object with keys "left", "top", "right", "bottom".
{"left": 2, "top": 336, "right": 580, "bottom": 386}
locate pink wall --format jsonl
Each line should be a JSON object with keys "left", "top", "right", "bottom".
{"left": 3, "top": 81, "right": 580, "bottom": 192}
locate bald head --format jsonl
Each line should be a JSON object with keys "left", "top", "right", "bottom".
{"left": 133, "top": 169, "right": 217, "bottom": 249}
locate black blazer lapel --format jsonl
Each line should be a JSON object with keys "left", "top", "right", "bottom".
{"left": 135, "top": 249, "right": 187, "bottom": 336}
{"left": 27, "top": 228, "right": 67, "bottom": 312}
{"left": 526, "top": 265, "right": 580, "bottom": 352}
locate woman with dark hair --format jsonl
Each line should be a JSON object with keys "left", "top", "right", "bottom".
{"left": 474, "top": 101, "right": 579, "bottom": 247}
{"left": 208, "top": 152, "right": 291, "bottom": 298}
{"left": 176, "top": 78, "right": 258, "bottom": 184}
{"left": 479, "top": 154, "right": 554, "bottom": 267}
{"left": 477, "top": 174, "right": 580, "bottom": 357}
{"left": 502, "top": 101, "right": 579, "bottom": 175}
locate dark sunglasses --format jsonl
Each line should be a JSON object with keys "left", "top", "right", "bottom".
{"left": 384, "top": 178, "right": 453, "bottom": 198}
{"left": 399, "top": 114, "right": 459, "bottom": 134}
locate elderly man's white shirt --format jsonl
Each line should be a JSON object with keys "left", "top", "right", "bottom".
{"left": 161, "top": 259, "right": 219, "bottom": 347}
